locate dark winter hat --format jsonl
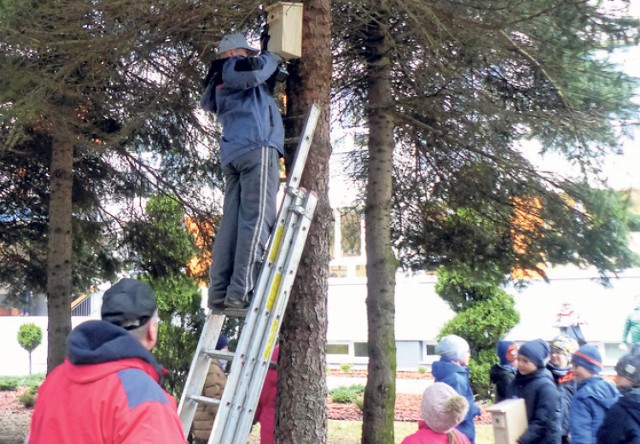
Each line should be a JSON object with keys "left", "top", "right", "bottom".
{"left": 436, "top": 335, "right": 470, "bottom": 361}
{"left": 616, "top": 352, "right": 640, "bottom": 386}
{"left": 518, "top": 339, "right": 550, "bottom": 369}
{"left": 572, "top": 344, "right": 603, "bottom": 375}
{"left": 421, "top": 382, "right": 469, "bottom": 433}
{"left": 497, "top": 340, "right": 518, "bottom": 366}
{"left": 101, "top": 279, "right": 157, "bottom": 330}
{"left": 216, "top": 33, "right": 259, "bottom": 57}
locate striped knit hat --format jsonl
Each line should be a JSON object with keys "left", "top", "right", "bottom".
{"left": 572, "top": 344, "right": 603, "bottom": 375}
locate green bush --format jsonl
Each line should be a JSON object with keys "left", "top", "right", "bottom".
{"left": 0, "top": 378, "right": 18, "bottom": 391}
{"left": 330, "top": 384, "right": 365, "bottom": 404}
{"left": 19, "top": 389, "right": 37, "bottom": 408}
{"left": 353, "top": 395, "right": 364, "bottom": 411}
{"left": 436, "top": 265, "right": 520, "bottom": 401}
{"left": 417, "top": 367, "right": 427, "bottom": 374}
{"left": 339, "top": 363, "right": 353, "bottom": 373}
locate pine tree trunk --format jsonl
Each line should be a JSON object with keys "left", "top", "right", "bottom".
{"left": 362, "top": 6, "right": 397, "bottom": 443}
{"left": 46, "top": 138, "right": 73, "bottom": 373}
{"left": 277, "top": 0, "right": 332, "bottom": 441}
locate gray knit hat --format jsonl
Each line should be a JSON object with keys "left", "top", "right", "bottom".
{"left": 436, "top": 335, "right": 470, "bottom": 361}
{"left": 421, "top": 382, "right": 469, "bottom": 433}
{"left": 216, "top": 33, "right": 259, "bottom": 57}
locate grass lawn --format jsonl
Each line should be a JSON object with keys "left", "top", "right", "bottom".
{"left": 250, "top": 421, "right": 494, "bottom": 443}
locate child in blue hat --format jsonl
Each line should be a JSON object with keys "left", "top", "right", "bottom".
{"left": 507, "top": 339, "right": 561, "bottom": 444}
{"left": 569, "top": 344, "right": 619, "bottom": 444}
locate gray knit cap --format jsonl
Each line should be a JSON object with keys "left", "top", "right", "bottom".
{"left": 435, "top": 335, "right": 470, "bottom": 361}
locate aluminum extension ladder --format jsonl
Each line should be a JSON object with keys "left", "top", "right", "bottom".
{"left": 178, "top": 104, "right": 320, "bottom": 444}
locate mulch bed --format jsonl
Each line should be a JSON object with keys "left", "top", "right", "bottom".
{"left": 0, "top": 372, "right": 493, "bottom": 443}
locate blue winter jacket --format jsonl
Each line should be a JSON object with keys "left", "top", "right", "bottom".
{"left": 431, "top": 359, "right": 481, "bottom": 443}
{"left": 597, "top": 386, "right": 640, "bottom": 444}
{"left": 507, "top": 368, "right": 561, "bottom": 444}
{"left": 214, "top": 52, "right": 284, "bottom": 166}
{"left": 569, "top": 376, "right": 619, "bottom": 444}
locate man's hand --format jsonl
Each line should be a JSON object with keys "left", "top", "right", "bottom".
{"left": 620, "top": 342, "right": 629, "bottom": 351}
{"left": 260, "top": 24, "right": 270, "bottom": 52}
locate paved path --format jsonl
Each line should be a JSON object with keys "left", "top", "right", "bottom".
{"left": 327, "top": 376, "right": 431, "bottom": 394}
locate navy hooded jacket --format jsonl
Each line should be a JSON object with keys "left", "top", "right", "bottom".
{"left": 597, "top": 387, "right": 640, "bottom": 443}
{"left": 507, "top": 368, "right": 561, "bottom": 444}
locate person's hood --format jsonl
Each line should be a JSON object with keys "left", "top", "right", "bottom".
{"left": 577, "top": 376, "right": 620, "bottom": 409}
{"left": 431, "top": 358, "right": 468, "bottom": 380}
{"left": 490, "top": 363, "right": 516, "bottom": 378}
{"left": 618, "top": 388, "right": 640, "bottom": 426}
{"left": 65, "top": 320, "right": 163, "bottom": 383}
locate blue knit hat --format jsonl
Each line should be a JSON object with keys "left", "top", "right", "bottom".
{"left": 572, "top": 344, "right": 603, "bottom": 375}
{"left": 518, "top": 339, "right": 550, "bottom": 369}
{"left": 497, "top": 340, "right": 518, "bottom": 366}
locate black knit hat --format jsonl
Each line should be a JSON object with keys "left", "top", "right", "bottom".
{"left": 616, "top": 353, "right": 640, "bottom": 386}
{"left": 101, "top": 279, "right": 157, "bottom": 330}
{"left": 519, "top": 339, "right": 550, "bottom": 369}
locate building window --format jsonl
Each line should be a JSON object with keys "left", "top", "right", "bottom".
{"left": 340, "top": 209, "right": 361, "bottom": 256}
{"left": 425, "top": 344, "right": 437, "bottom": 356}
{"left": 327, "top": 343, "right": 349, "bottom": 355}
{"left": 354, "top": 342, "right": 368, "bottom": 357}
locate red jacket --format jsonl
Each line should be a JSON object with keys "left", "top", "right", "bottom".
{"left": 254, "top": 345, "right": 279, "bottom": 444}
{"left": 401, "top": 421, "right": 471, "bottom": 444}
{"left": 28, "top": 320, "right": 185, "bottom": 444}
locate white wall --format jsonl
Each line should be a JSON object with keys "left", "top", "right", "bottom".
{"left": 0, "top": 316, "right": 92, "bottom": 376}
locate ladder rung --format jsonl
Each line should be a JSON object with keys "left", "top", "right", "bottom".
{"left": 189, "top": 395, "right": 221, "bottom": 407}
{"left": 203, "top": 350, "right": 235, "bottom": 361}
{"left": 209, "top": 306, "right": 249, "bottom": 317}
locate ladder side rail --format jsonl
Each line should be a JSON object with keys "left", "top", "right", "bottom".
{"left": 178, "top": 313, "right": 226, "bottom": 437}
{"left": 215, "top": 194, "right": 310, "bottom": 443}
{"left": 285, "top": 103, "right": 320, "bottom": 190}
{"left": 209, "top": 191, "right": 307, "bottom": 442}
{"left": 230, "top": 193, "right": 318, "bottom": 444}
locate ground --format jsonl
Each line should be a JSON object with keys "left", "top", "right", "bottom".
{"left": 0, "top": 371, "right": 492, "bottom": 443}
{"left": 0, "top": 388, "right": 31, "bottom": 444}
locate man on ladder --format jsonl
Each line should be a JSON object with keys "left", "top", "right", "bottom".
{"left": 202, "top": 31, "right": 285, "bottom": 310}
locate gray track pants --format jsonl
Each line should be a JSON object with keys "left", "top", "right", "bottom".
{"left": 208, "top": 146, "right": 280, "bottom": 304}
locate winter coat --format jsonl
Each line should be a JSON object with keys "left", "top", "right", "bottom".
{"left": 401, "top": 421, "right": 471, "bottom": 444}
{"left": 597, "top": 387, "right": 640, "bottom": 444}
{"left": 27, "top": 320, "right": 184, "bottom": 444}
{"left": 548, "top": 365, "right": 577, "bottom": 440}
{"left": 490, "top": 363, "right": 516, "bottom": 403}
{"left": 432, "top": 359, "right": 481, "bottom": 443}
{"left": 507, "top": 368, "right": 561, "bottom": 444}
{"left": 204, "top": 52, "right": 284, "bottom": 167}
{"left": 254, "top": 346, "right": 279, "bottom": 444}
{"left": 191, "top": 361, "right": 227, "bottom": 443}
{"left": 569, "top": 376, "right": 620, "bottom": 444}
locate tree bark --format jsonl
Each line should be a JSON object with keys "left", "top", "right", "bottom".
{"left": 46, "top": 138, "right": 73, "bottom": 372}
{"left": 277, "top": 0, "right": 332, "bottom": 441}
{"left": 362, "top": 6, "right": 397, "bottom": 443}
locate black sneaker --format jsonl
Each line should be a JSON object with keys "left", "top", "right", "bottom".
{"left": 208, "top": 295, "right": 226, "bottom": 310}
{"left": 224, "top": 295, "right": 250, "bottom": 309}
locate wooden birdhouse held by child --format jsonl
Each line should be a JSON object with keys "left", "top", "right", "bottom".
{"left": 266, "top": 2, "right": 303, "bottom": 59}
{"left": 488, "top": 398, "right": 528, "bottom": 444}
